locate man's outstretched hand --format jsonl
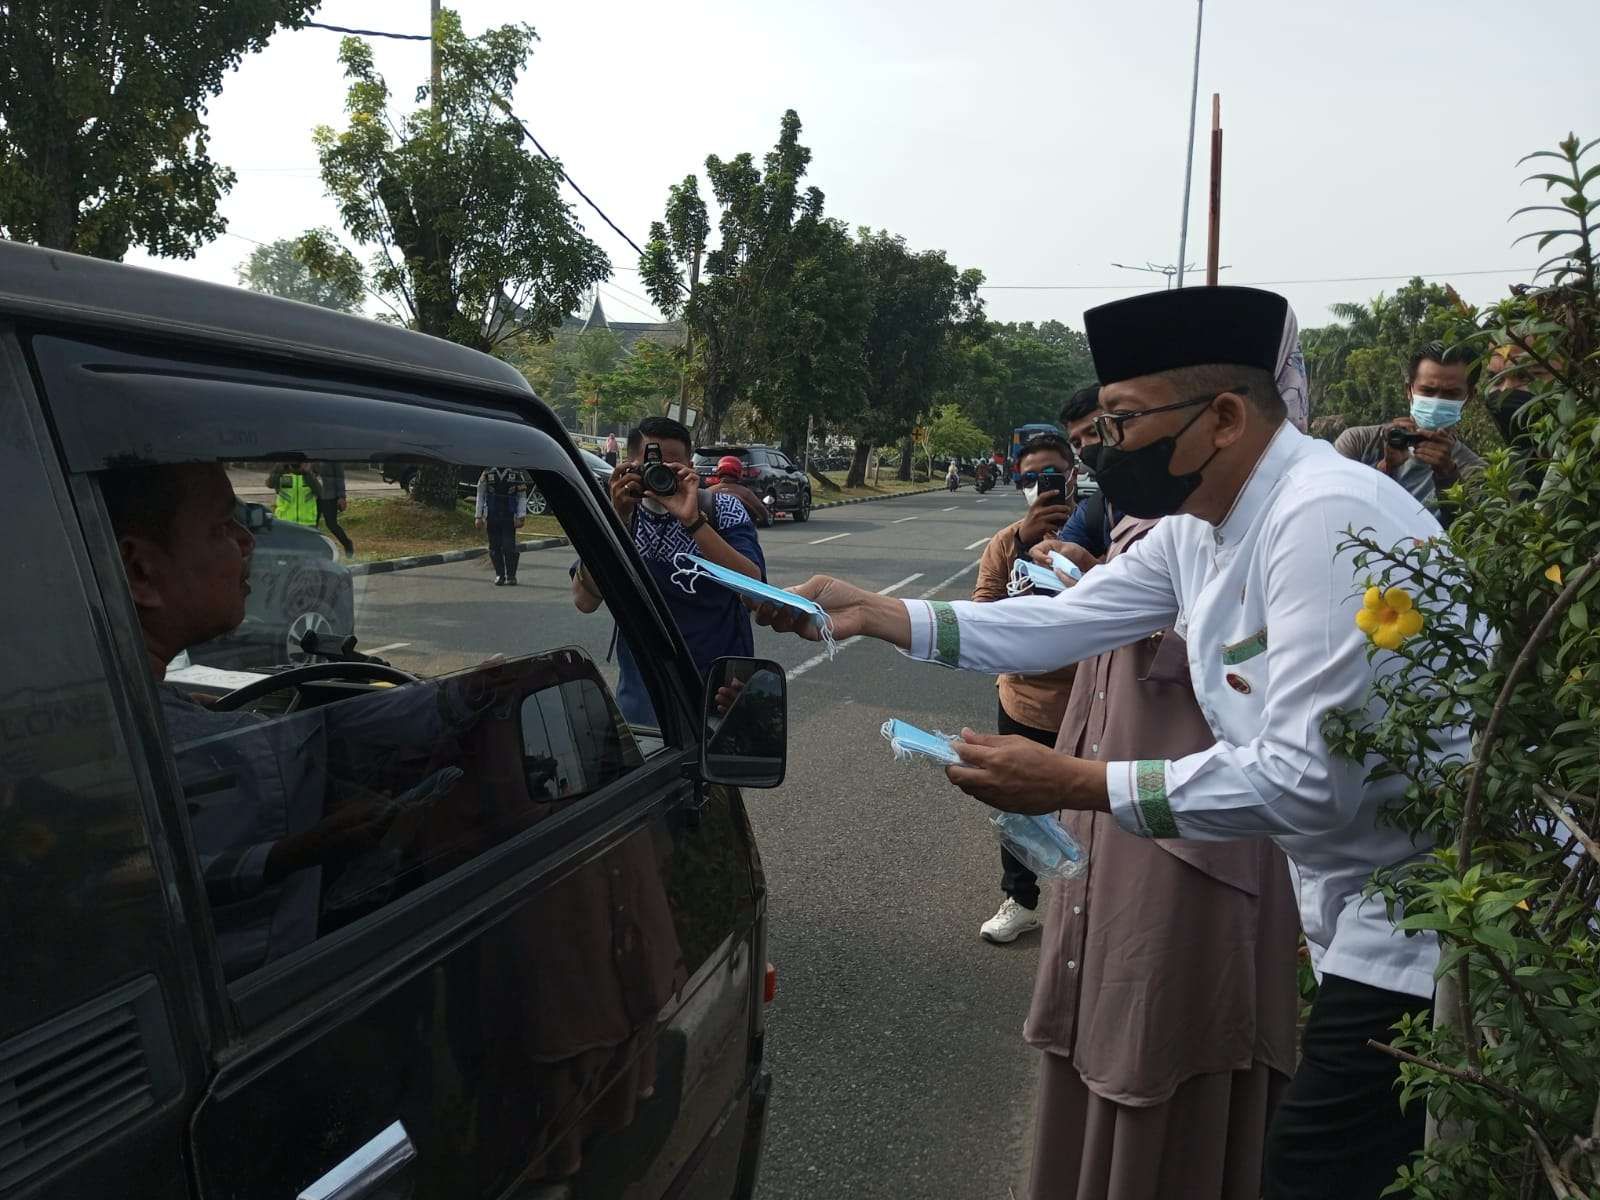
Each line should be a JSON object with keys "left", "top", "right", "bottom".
{"left": 945, "top": 729, "right": 1109, "bottom": 815}
{"left": 746, "top": 575, "right": 912, "bottom": 647}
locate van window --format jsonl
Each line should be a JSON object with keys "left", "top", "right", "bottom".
{"left": 93, "top": 447, "right": 674, "bottom": 989}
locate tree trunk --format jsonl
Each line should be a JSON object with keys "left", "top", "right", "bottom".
{"left": 896, "top": 433, "right": 914, "bottom": 482}
{"left": 413, "top": 464, "right": 462, "bottom": 510}
{"left": 808, "top": 463, "right": 840, "bottom": 492}
{"left": 844, "top": 439, "right": 873, "bottom": 488}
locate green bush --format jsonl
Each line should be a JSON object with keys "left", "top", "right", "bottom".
{"left": 1326, "top": 135, "right": 1600, "bottom": 1198}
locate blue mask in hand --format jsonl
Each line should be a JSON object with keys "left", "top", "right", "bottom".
{"left": 671, "top": 552, "right": 838, "bottom": 657}
{"left": 1409, "top": 395, "right": 1465, "bottom": 430}
{"left": 881, "top": 719, "right": 962, "bottom": 765}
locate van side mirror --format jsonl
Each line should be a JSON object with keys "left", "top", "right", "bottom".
{"left": 239, "top": 501, "right": 273, "bottom": 532}
{"left": 701, "top": 657, "right": 787, "bottom": 788}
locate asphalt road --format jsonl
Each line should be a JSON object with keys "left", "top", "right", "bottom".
{"left": 341, "top": 487, "right": 1043, "bottom": 1199}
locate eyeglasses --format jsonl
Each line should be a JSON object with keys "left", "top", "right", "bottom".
{"left": 1014, "top": 467, "right": 1073, "bottom": 489}
{"left": 1092, "top": 384, "right": 1247, "bottom": 447}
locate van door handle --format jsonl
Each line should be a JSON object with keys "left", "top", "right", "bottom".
{"left": 297, "top": 1120, "right": 416, "bottom": 1200}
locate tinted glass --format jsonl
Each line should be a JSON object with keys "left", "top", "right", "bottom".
{"left": 91, "top": 440, "right": 672, "bottom": 989}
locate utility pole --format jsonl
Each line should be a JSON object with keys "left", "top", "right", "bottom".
{"left": 429, "top": 0, "right": 441, "bottom": 112}
{"left": 675, "top": 241, "right": 700, "bottom": 427}
{"left": 1174, "top": 0, "right": 1205, "bottom": 289}
{"left": 1206, "top": 94, "right": 1223, "bottom": 286}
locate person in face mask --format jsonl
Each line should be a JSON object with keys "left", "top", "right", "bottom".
{"left": 1332, "top": 341, "right": 1484, "bottom": 515}
{"left": 754, "top": 285, "right": 1471, "bottom": 1200}
{"left": 970, "top": 429, "right": 1079, "bottom": 945}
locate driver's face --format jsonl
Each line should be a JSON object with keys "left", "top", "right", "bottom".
{"left": 138, "top": 465, "right": 255, "bottom": 649}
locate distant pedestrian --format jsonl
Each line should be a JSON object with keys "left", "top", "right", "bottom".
{"left": 946, "top": 461, "right": 960, "bottom": 491}
{"left": 603, "top": 433, "right": 619, "bottom": 468}
{"left": 312, "top": 460, "right": 354, "bottom": 556}
{"left": 267, "top": 461, "right": 320, "bottom": 526}
{"left": 475, "top": 466, "right": 529, "bottom": 586}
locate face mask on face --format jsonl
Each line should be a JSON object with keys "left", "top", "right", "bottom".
{"left": 1022, "top": 485, "right": 1040, "bottom": 506}
{"left": 1076, "top": 403, "right": 1218, "bottom": 520}
{"left": 1410, "top": 395, "right": 1465, "bottom": 431}
{"left": 641, "top": 496, "right": 668, "bottom": 515}
{"left": 1489, "top": 388, "right": 1533, "bottom": 443}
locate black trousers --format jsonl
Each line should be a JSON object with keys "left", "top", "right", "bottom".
{"left": 1264, "top": 973, "right": 1432, "bottom": 1199}
{"left": 316, "top": 497, "right": 354, "bottom": 555}
{"left": 996, "top": 700, "right": 1056, "bottom": 910}
{"left": 486, "top": 514, "right": 520, "bottom": 579}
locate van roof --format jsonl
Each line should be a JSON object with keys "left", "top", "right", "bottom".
{"left": 0, "top": 239, "right": 533, "bottom": 399}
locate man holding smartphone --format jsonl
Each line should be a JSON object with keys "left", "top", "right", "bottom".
{"left": 970, "top": 431, "right": 1079, "bottom": 943}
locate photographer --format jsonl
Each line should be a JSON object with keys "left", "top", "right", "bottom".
{"left": 1333, "top": 341, "right": 1484, "bottom": 516}
{"left": 970, "top": 430, "right": 1078, "bottom": 944}
{"left": 571, "top": 416, "right": 764, "bottom": 726}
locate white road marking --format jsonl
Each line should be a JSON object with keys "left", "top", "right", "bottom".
{"left": 783, "top": 563, "right": 980, "bottom": 681}
{"left": 366, "top": 641, "right": 411, "bottom": 654}
{"left": 892, "top": 515, "right": 919, "bottom": 524}
{"left": 809, "top": 532, "right": 851, "bottom": 544}
{"left": 942, "top": 506, "right": 958, "bottom": 511}
{"left": 963, "top": 537, "right": 990, "bottom": 551}
{"left": 785, "top": 572, "right": 924, "bottom": 680}
{"left": 976, "top": 498, "right": 987, "bottom": 503}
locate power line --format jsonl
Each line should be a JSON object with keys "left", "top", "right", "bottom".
{"left": 979, "top": 267, "right": 1534, "bottom": 291}
{"left": 302, "top": 20, "right": 431, "bottom": 41}
{"left": 595, "top": 283, "right": 663, "bottom": 322}
{"left": 487, "top": 95, "right": 651, "bottom": 265}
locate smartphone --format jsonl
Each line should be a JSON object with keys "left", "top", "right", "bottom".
{"left": 1036, "top": 472, "right": 1070, "bottom": 502}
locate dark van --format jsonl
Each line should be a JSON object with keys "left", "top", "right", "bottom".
{"left": 0, "top": 241, "right": 776, "bottom": 1200}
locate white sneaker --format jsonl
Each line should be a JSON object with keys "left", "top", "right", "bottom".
{"left": 980, "top": 897, "right": 1042, "bottom": 944}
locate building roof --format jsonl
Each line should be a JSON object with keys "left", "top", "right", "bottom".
{"left": 560, "top": 294, "right": 683, "bottom": 353}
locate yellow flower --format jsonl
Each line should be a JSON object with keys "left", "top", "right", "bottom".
{"left": 1357, "top": 583, "right": 1423, "bottom": 649}
{"left": 1545, "top": 563, "right": 1563, "bottom": 585}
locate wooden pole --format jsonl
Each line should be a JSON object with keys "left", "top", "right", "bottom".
{"left": 1206, "top": 94, "right": 1222, "bottom": 286}
{"left": 429, "top": 0, "right": 442, "bottom": 110}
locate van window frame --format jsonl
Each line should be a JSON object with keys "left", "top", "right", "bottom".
{"left": 33, "top": 331, "right": 705, "bottom": 1035}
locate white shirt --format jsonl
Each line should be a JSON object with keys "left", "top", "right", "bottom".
{"left": 902, "top": 423, "right": 1465, "bottom": 998}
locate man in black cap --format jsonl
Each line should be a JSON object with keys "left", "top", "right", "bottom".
{"left": 755, "top": 286, "right": 1468, "bottom": 1199}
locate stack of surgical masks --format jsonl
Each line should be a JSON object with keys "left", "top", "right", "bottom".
{"left": 880, "top": 718, "right": 1087, "bottom": 880}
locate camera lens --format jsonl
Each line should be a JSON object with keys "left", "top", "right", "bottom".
{"left": 641, "top": 461, "right": 679, "bottom": 496}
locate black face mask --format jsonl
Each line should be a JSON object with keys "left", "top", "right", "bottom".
{"left": 1488, "top": 388, "right": 1534, "bottom": 445}
{"left": 1077, "top": 404, "right": 1219, "bottom": 519}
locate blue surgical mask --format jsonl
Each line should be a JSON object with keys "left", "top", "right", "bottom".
{"left": 1410, "top": 394, "right": 1465, "bottom": 430}
{"left": 881, "top": 719, "right": 961, "bottom": 765}
{"left": 671, "top": 552, "right": 838, "bottom": 656}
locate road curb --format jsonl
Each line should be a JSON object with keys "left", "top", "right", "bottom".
{"left": 812, "top": 485, "right": 945, "bottom": 509}
{"left": 348, "top": 536, "right": 570, "bottom": 577}
{"left": 347, "top": 487, "right": 950, "bottom": 576}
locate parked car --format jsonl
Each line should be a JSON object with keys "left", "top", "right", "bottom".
{"left": 693, "top": 445, "right": 812, "bottom": 523}
{"left": 0, "top": 240, "right": 778, "bottom": 1200}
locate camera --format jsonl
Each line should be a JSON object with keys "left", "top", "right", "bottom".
{"left": 1386, "top": 428, "right": 1427, "bottom": 451}
{"left": 639, "top": 442, "right": 679, "bottom": 496}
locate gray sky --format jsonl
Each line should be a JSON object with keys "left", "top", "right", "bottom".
{"left": 128, "top": 0, "right": 1600, "bottom": 333}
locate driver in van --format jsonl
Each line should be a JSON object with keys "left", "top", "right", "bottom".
{"left": 103, "top": 461, "right": 488, "bottom": 978}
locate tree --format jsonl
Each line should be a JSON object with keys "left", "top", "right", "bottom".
{"left": 599, "top": 339, "right": 682, "bottom": 429}
{"left": 926, "top": 402, "right": 989, "bottom": 462}
{"left": 1325, "top": 135, "right": 1600, "bottom": 1198}
{"left": 0, "top": 0, "right": 319, "bottom": 259}
{"left": 299, "top": 10, "right": 609, "bottom": 505}
{"left": 640, "top": 110, "right": 848, "bottom": 444}
{"left": 299, "top": 12, "right": 609, "bottom": 356}
{"left": 237, "top": 234, "right": 365, "bottom": 312}
{"left": 844, "top": 228, "right": 984, "bottom": 487}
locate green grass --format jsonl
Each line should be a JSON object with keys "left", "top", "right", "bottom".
{"left": 339, "top": 496, "right": 564, "bottom": 562}
{"left": 816, "top": 471, "right": 940, "bottom": 501}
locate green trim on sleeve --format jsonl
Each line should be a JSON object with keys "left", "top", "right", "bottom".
{"left": 1135, "top": 759, "right": 1179, "bottom": 838}
{"left": 930, "top": 601, "right": 961, "bottom": 667}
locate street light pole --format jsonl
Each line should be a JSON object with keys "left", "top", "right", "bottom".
{"left": 1175, "top": 0, "right": 1205, "bottom": 289}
